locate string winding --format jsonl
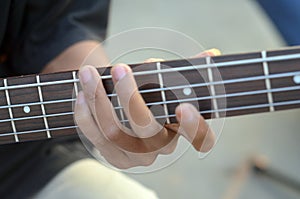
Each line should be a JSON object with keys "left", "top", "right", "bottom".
{"left": 0, "top": 52, "right": 299, "bottom": 141}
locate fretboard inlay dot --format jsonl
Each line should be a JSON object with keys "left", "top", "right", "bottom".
{"left": 23, "top": 106, "right": 31, "bottom": 114}
{"left": 183, "top": 88, "right": 192, "bottom": 96}
{"left": 293, "top": 75, "right": 300, "bottom": 84}
{"left": 0, "top": 46, "right": 299, "bottom": 145}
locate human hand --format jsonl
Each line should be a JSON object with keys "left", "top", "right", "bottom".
{"left": 74, "top": 49, "right": 220, "bottom": 169}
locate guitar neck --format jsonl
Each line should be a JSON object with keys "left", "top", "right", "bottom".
{"left": 0, "top": 46, "right": 300, "bottom": 145}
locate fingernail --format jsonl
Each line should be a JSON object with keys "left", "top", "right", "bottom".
{"left": 184, "top": 104, "right": 195, "bottom": 121}
{"left": 76, "top": 91, "right": 85, "bottom": 104}
{"left": 112, "top": 65, "right": 128, "bottom": 81}
{"left": 206, "top": 48, "right": 222, "bottom": 56}
{"left": 176, "top": 104, "right": 195, "bottom": 121}
{"left": 79, "top": 67, "right": 92, "bottom": 84}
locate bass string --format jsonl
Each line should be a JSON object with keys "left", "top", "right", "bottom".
{"left": 0, "top": 85, "right": 299, "bottom": 123}
{"left": 0, "top": 71, "right": 298, "bottom": 110}
{"left": 0, "top": 52, "right": 299, "bottom": 91}
{"left": 0, "top": 99, "right": 300, "bottom": 138}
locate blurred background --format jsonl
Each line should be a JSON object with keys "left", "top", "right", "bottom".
{"left": 105, "top": 0, "right": 300, "bottom": 198}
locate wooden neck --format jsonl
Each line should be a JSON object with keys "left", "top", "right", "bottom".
{"left": 0, "top": 46, "right": 300, "bottom": 145}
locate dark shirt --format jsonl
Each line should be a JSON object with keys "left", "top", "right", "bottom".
{"left": 0, "top": 0, "right": 109, "bottom": 198}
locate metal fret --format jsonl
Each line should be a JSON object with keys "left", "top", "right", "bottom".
{"left": 72, "top": 71, "right": 79, "bottom": 96}
{"left": 0, "top": 53, "right": 297, "bottom": 92}
{"left": 1, "top": 99, "right": 300, "bottom": 141}
{"left": 206, "top": 57, "right": 220, "bottom": 118}
{"left": 156, "top": 62, "right": 170, "bottom": 124}
{"left": 3, "top": 79, "right": 19, "bottom": 142}
{"left": 116, "top": 96, "right": 125, "bottom": 125}
{"left": 0, "top": 71, "right": 298, "bottom": 111}
{"left": 0, "top": 71, "right": 297, "bottom": 111}
{"left": 0, "top": 47, "right": 298, "bottom": 146}
{"left": 261, "top": 51, "right": 275, "bottom": 112}
{"left": 0, "top": 84, "right": 298, "bottom": 124}
{"left": 36, "top": 75, "right": 51, "bottom": 138}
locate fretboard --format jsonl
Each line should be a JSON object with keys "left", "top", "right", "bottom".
{"left": 0, "top": 46, "right": 300, "bottom": 145}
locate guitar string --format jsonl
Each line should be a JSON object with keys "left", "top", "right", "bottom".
{"left": 0, "top": 112, "right": 74, "bottom": 123}
{"left": 113, "top": 85, "right": 300, "bottom": 110}
{"left": 121, "top": 99, "right": 300, "bottom": 123}
{"left": 0, "top": 52, "right": 300, "bottom": 91}
{"left": 0, "top": 84, "right": 299, "bottom": 123}
{"left": 0, "top": 71, "right": 298, "bottom": 110}
{"left": 0, "top": 52, "right": 299, "bottom": 139}
{"left": 0, "top": 99, "right": 300, "bottom": 138}
{"left": 0, "top": 126, "right": 78, "bottom": 137}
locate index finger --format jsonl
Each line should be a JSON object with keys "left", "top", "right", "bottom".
{"left": 111, "top": 63, "right": 164, "bottom": 138}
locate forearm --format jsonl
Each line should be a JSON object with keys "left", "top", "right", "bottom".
{"left": 41, "top": 41, "right": 109, "bottom": 74}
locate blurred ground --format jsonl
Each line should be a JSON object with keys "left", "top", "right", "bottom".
{"left": 105, "top": 0, "right": 300, "bottom": 198}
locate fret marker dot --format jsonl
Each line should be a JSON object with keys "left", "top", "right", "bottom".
{"left": 293, "top": 75, "right": 300, "bottom": 84}
{"left": 183, "top": 88, "right": 192, "bottom": 96}
{"left": 23, "top": 106, "right": 30, "bottom": 114}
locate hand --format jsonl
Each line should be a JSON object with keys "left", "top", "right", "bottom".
{"left": 74, "top": 49, "right": 220, "bottom": 169}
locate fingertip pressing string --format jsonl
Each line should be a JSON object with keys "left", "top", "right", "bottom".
{"left": 0, "top": 53, "right": 299, "bottom": 140}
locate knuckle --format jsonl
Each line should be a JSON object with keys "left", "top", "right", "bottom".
{"left": 84, "top": 91, "right": 96, "bottom": 104}
{"left": 74, "top": 112, "right": 89, "bottom": 124}
{"left": 139, "top": 159, "right": 154, "bottom": 167}
{"left": 131, "top": 120, "right": 163, "bottom": 138}
{"left": 139, "top": 155, "right": 157, "bottom": 167}
{"left": 93, "top": 137, "right": 108, "bottom": 148}
{"left": 84, "top": 81, "right": 106, "bottom": 102}
{"left": 94, "top": 87, "right": 106, "bottom": 101}
{"left": 160, "top": 144, "right": 176, "bottom": 155}
{"left": 105, "top": 127, "right": 122, "bottom": 142}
